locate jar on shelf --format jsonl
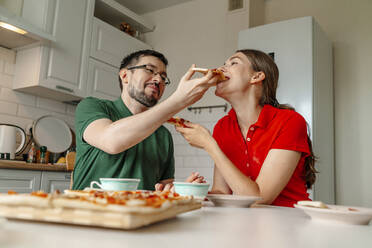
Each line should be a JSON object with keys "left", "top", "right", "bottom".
{"left": 27, "top": 142, "right": 36, "bottom": 163}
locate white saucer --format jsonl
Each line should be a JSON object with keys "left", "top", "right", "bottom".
{"left": 294, "top": 204, "right": 372, "bottom": 225}
{"left": 206, "top": 194, "right": 262, "bottom": 208}
{"left": 81, "top": 187, "right": 149, "bottom": 192}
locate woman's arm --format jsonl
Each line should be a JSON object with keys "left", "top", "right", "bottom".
{"left": 177, "top": 122, "right": 301, "bottom": 204}
{"left": 208, "top": 141, "right": 301, "bottom": 204}
{"left": 255, "top": 149, "right": 300, "bottom": 204}
{"left": 210, "top": 166, "right": 232, "bottom": 194}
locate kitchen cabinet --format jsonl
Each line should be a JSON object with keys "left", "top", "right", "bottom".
{"left": 91, "top": 17, "right": 151, "bottom": 68}
{"left": 88, "top": 17, "right": 151, "bottom": 100}
{"left": 40, "top": 171, "right": 71, "bottom": 193}
{"left": 13, "top": 0, "right": 95, "bottom": 102}
{"left": 0, "top": 169, "right": 41, "bottom": 193}
{"left": 12, "top": 0, "right": 154, "bottom": 103}
{"left": 87, "top": 58, "right": 121, "bottom": 100}
{"left": 0, "top": 169, "right": 71, "bottom": 193}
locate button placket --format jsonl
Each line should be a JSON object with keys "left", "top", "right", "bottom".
{"left": 245, "top": 125, "right": 256, "bottom": 168}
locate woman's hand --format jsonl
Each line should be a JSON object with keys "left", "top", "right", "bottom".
{"left": 176, "top": 122, "right": 215, "bottom": 150}
{"left": 186, "top": 172, "right": 206, "bottom": 183}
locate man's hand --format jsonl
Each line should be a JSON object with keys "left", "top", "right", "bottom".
{"left": 170, "top": 64, "right": 219, "bottom": 107}
{"left": 155, "top": 182, "right": 173, "bottom": 192}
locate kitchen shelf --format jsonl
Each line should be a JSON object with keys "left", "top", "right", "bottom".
{"left": 94, "top": 0, "right": 154, "bottom": 33}
{"left": 0, "top": 160, "right": 70, "bottom": 172}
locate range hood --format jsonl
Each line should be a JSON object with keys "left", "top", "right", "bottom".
{"left": 0, "top": 6, "right": 55, "bottom": 49}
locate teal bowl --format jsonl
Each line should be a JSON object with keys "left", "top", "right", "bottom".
{"left": 173, "top": 182, "right": 210, "bottom": 199}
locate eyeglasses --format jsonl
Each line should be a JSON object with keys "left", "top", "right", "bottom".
{"left": 127, "top": 64, "right": 171, "bottom": 85}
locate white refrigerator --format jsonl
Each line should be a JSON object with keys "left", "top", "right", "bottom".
{"left": 238, "top": 16, "right": 334, "bottom": 204}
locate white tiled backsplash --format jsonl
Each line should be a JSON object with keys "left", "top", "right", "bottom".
{"left": 164, "top": 106, "right": 230, "bottom": 184}
{"left": 0, "top": 50, "right": 76, "bottom": 135}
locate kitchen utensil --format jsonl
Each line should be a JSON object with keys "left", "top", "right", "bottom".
{"left": 0, "top": 124, "right": 26, "bottom": 160}
{"left": 32, "top": 116, "right": 72, "bottom": 153}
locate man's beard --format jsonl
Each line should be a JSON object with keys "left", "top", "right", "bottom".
{"left": 128, "top": 84, "right": 158, "bottom": 107}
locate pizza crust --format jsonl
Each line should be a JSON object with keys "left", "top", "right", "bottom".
{"left": 0, "top": 194, "right": 51, "bottom": 208}
{"left": 192, "top": 67, "right": 227, "bottom": 81}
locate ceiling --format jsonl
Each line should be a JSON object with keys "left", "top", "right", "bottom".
{"left": 114, "top": 0, "right": 192, "bottom": 14}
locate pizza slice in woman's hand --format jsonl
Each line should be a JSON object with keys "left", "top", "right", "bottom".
{"left": 166, "top": 117, "right": 188, "bottom": 128}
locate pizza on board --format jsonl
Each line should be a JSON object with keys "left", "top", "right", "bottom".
{"left": 0, "top": 189, "right": 194, "bottom": 214}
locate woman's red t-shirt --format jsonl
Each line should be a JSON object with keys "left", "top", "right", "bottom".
{"left": 213, "top": 105, "right": 311, "bottom": 207}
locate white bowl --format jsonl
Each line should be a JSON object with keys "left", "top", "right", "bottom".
{"left": 173, "top": 182, "right": 210, "bottom": 199}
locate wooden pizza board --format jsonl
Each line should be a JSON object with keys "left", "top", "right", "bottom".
{"left": 0, "top": 202, "right": 201, "bottom": 229}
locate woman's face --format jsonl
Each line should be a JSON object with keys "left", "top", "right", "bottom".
{"left": 215, "top": 52, "right": 256, "bottom": 98}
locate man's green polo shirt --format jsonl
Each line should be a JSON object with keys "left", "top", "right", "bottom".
{"left": 72, "top": 97, "right": 175, "bottom": 190}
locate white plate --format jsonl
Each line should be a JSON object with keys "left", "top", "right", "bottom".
{"left": 206, "top": 194, "right": 262, "bottom": 208}
{"left": 33, "top": 115, "right": 72, "bottom": 153}
{"left": 294, "top": 204, "right": 372, "bottom": 225}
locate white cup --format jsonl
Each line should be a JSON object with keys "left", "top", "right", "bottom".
{"left": 90, "top": 178, "right": 140, "bottom": 191}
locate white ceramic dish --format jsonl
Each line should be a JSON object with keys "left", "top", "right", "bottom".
{"left": 294, "top": 204, "right": 372, "bottom": 225}
{"left": 173, "top": 182, "right": 210, "bottom": 199}
{"left": 90, "top": 178, "right": 140, "bottom": 191}
{"left": 33, "top": 115, "right": 72, "bottom": 153}
{"left": 206, "top": 194, "right": 262, "bottom": 208}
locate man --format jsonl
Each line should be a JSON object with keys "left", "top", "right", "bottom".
{"left": 72, "top": 49, "right": 216, "bottom": 190}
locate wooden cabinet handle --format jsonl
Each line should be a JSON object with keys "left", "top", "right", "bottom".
{"left": 56, "top": 85, "right": 74, "bottom": 93}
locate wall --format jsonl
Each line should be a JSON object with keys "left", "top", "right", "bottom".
{"left": 0, "top": 47, "right": 76, "bottom": 139}
{"left": 164, "top": 107, "right": 228, "bottom": 183}
{"left": 143, "top": 0, "right": 252, "bottom": 105}
{"left": 143, "top": 0, "right": 253, "bottom": 183}
{"left": 262, "top": 0, "right": 372, "bottom": 207}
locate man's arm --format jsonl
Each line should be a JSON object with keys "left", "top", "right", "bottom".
{"left": 84, "top": 67, "right": 217, "bottom": 154}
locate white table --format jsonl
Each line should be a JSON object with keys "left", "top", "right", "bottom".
{"left": 0, "top": 205, "right": 371, "bottom": 248}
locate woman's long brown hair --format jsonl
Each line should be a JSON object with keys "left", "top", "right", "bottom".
{"left": 237, "top": 49, "right": 317, "bottom": 188}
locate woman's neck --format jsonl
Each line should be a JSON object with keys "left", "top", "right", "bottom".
{"left": 229, "top": 93, "right": 263, "bottom": 137}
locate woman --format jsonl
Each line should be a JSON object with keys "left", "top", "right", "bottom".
{"left": 176, "top": 49, "right": 316, "bottom": 207}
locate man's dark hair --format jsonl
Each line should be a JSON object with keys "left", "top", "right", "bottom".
{"left": 118, "top": 49, "right": 168, "bottom": 92}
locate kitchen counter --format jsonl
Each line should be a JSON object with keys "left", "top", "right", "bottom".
{"left": 0, "top": 205, "right": 371, "bottom": 248}
{"left": 0, "top": 160, "right": 70, "bottom": 172}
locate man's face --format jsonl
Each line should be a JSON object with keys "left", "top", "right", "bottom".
{"left": 122, "top": 56, "right": 167, "bottom": 107}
